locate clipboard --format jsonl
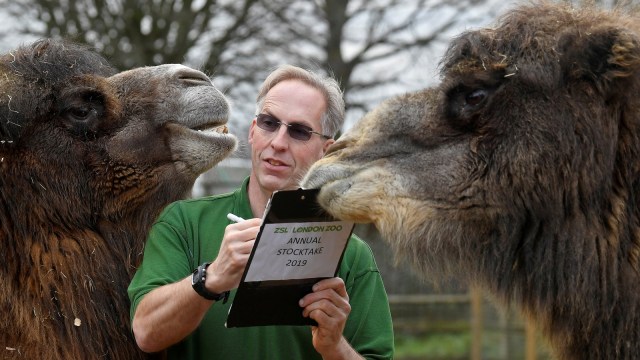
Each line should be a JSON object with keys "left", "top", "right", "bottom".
{"left": 225, "top": 188, "right": 355, "bottom": 327}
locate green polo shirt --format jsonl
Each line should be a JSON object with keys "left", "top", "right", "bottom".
{"left": 128, "top": 178, "right": 394, "bottom": 359}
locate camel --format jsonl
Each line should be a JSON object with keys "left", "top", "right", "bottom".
{"left": 303, "top": 2, "right": 640, "bottom": 359}
{"left": 0, "top": 39, "right": 236, "bottom": 359}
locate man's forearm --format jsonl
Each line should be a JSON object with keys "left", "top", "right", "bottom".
{"left": 319, "top": 336, "right": 364, "bottom": 360}
{"left": 131, "top": 276, "right": 213, "bottom": 353}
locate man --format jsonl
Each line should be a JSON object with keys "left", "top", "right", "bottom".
{"left": 128, "top": 65, "right": 394, "bottom": 359}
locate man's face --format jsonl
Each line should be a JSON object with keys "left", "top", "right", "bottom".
{"left": 248, "top": 79, "right": 334, "bottom": 194}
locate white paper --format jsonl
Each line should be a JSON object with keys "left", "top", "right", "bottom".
{"left": 244, "top": 221, "right": 353, "bottom": 282}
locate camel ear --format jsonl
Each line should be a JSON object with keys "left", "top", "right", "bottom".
{"left": 559, "top": 27, "right": 640, "bottom": 94}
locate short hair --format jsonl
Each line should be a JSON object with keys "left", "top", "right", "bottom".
{"left": 256, "top": 64, "right": 345, "bottom": 138}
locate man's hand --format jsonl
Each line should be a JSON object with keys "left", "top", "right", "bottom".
{"left": 300, "top": 278, "right": 363, "bottom": 360}
{"left": 206, "top": 218, "right": 261, "bottom": 293}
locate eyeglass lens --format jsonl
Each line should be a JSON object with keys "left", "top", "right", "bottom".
{"left": 256, "top": 114, "right": 317, "bottom": 141}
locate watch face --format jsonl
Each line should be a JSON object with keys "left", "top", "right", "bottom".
{"left": 191, "top": 263, "right": 225, "bottom": 301}
{"left": 191, "top": 267, "right": 200, "bottom": 286}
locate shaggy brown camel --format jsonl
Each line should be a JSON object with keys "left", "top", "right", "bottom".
{"left": 304, "top": 3, "right": 640, "bottom": 359}
{"left": 0, "top": 39, "right": 236, "bottom": 359}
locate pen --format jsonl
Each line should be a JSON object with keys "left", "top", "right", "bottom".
{"left": 227, "top": 213, "right": 245, "bottom": 223}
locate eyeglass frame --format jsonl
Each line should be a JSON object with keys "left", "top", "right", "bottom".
{"left": 254, "top": 113, "right": 332, "bottom": 141}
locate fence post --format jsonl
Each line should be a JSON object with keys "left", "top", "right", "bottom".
{"left": 470, "top": 287, "right": 483, "bottom": 360}
{"left": 525, "top": 320, "right": 537, "bottom": 360}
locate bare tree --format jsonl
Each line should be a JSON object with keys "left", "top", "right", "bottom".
{"left": 0, "top": 0, "right": 282, "bottom": 144}
{"left": 0, "top": 0, "right": 505, "bottom": 141}
{"left": 253, "top": 0, "right": 509, "bottom": 128}
{"left": 0, "top": 0, "right": 264, "bottom": 73}
{"left": 566, "top": 0, "right": 640, "bottom": 9}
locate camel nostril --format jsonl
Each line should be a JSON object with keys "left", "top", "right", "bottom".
{"left": 176, "top": 68, "right": 212, "bottom": 86}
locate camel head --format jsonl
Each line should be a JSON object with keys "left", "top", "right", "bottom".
{"left": 0, "top": 39, "right": 236, "bottom": 224}
{"left": 304, "top": 3, "right": 640, "bottom": 359}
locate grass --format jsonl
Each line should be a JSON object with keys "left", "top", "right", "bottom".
{"left": 393, "top": 330, "right": 552, "bottom": 360}
{"left": 394, "top": 333, "right": 470, "bottom": 360}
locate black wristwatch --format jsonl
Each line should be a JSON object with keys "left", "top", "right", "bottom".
{"left": 191, "top": 262, "right": 229, "bottom": 303}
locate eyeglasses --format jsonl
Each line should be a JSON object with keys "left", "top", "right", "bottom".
{"left": 255, "top": 113, "right": 331, "bottom": 141}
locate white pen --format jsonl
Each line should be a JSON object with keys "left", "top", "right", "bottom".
{"left": 227, "top": 213, "right": 245, "bottom": 223}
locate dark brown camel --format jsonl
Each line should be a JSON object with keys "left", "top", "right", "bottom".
{"left": 0, "top": 39, "right": 236, "bottom": 359}
{"left": 304, "top": 3, "right": 640, "bottom": 359}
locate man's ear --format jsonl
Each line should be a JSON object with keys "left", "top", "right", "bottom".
{"left": 559, "top": 26, "right": 640, "bottom": 95}
{"left": 322, "top": 138, "right": 335, "bottom": 154}
{"left": 248, "top": 118, "right": 257, "bottom": 145}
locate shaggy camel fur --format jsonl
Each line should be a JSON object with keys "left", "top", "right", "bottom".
{"left": 304, "top": 3, "right": 640, "bottom": 359}
{"left": 0, "top": 39, "right": 236, "bottom": 359}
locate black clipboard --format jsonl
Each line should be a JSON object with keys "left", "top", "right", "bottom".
{"left": 225, "top": 188, "right": 354, "bottom": 327}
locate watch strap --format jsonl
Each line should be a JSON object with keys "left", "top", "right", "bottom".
{"left": 192, "top": 262, "right": 230, "bottom": 303}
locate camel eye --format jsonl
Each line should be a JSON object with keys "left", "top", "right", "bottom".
{"left": 68, "top": 106, "right": 96, "bottom": 121}
{"left": 445, "top": 85, "right": 496, "bottom": 131}
{"left": 59, "top": 90, "right": 107, "bottom": 137}
{"left": 465, "top": 89, "right": 488, "bottom": 107}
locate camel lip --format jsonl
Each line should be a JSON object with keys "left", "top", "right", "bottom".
{"left": 166, "top": 121, "right": 235, "bottom": 142}
{"left": 191, "top": 118, "right": 228, "bottom": 132}
{"left": 183, "top": 116, "right": 233, "bottom": 137}
{"left": 193, "top": 123, "right": 229, "bottom": 134}
{"left": 303, "top": 163, "right": 354, "bottom": 189}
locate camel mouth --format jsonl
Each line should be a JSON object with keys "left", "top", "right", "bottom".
{"left": 168, "top": 119, "right": 237, "bottom": 175}
{"left": 303, "top": 163, "right": 353, "bottom": 190}
{"left": 189, "top": 121, "right": 231, "bottom": 137}
{"left": 193, "top": 123, "right": 229, "bottom": 134}
{"left": 167, "top": 120, "right": 235, "bottom": 141}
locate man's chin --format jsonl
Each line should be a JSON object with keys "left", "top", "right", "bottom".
{"left": 259, "top": 174, "right": 297, "bottom": 193}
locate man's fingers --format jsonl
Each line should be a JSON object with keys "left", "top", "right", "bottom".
{"left": 301, "top": 289, "right": 351, "bottom": 318}
{"left": 226, "top": 219, "right": 261, "bottom": 239}
{"left": 303, "top": 298, "right": 349, "bottom": 318}
{"left": 312, "top": 278, "right": 348, "bottom": 299}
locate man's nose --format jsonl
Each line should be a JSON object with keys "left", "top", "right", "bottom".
{"left": 270, "top": 124, "right": 290, "bottom": 149}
